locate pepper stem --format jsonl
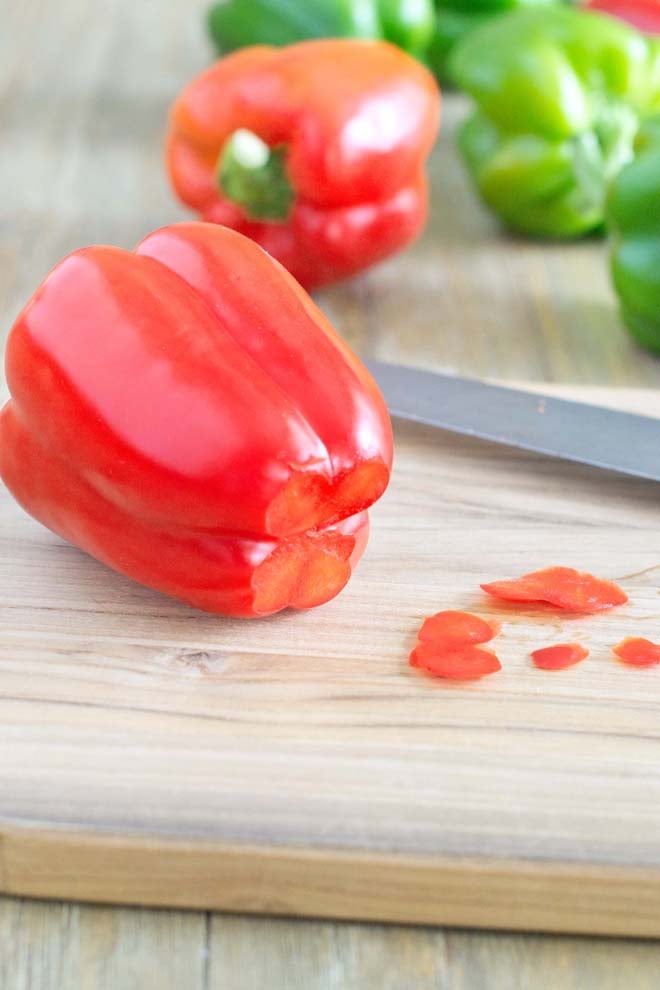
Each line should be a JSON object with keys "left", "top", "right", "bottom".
{"left": 572, "top": 105, "right": 639, "bottom": 212}
{"left": 218, "top": 129, "right": 294, "bottom": 222}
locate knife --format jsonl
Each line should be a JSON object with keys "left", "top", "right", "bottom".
{"left": 365, "top": 359, "right": 660, "bottom": 484}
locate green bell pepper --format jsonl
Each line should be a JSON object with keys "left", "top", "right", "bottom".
{"left": 428, "top": 0, "right": 568, "bottom": 85}
{"left": 450, "top": 6, "right": 660, "bottom": 238}
{"left": 607, "top": 120, "right": 660, "bottom": 351}
{"left": 207, "top": 0, "right": 435, "bottom": 60}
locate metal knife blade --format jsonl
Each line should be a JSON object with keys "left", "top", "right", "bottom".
{"left": 365, "top": 359, "right": 660, "bottom": 483}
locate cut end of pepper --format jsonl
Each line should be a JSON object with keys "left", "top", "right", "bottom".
{"left": 266, "top": 459, "right": 389, "bottom": 538}
{"left": 218, "top": 129, "right": 295, "bottom": 222}
{"left": 251, "top": 528, "right": 356, "bottom": 615}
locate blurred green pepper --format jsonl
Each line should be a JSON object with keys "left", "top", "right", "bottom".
{"left": 207, "top": 0, "right": 435, "bottom": 59}
{"left": 428, "top": 0, "right": 567, "bottom": 85}
{"left": 450, "top": 6, "right": 660, "bottom": 238}
{"left": 607, "top": 119, "right": 660, "bottom": 351}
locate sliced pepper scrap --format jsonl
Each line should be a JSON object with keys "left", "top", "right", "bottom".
{"left": 612, "top": 638, "right": 660, "bottom": 668}
{"left": 410, "top": 644, "right": 502, "bottom": 681}
{"left": 417, "top": 610, "right": 501, "bottom": 648}
{"left": 410, "top": 609, "right": 502, "bottom": 680}
{"left": 481, "top": 567, "right": 628, "bottom": 614}
{"left": 531, "top": 643, "right": 589, "bottom": 671}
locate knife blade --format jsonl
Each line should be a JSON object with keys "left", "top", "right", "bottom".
{"left": 365, "top": 359, "right": 660, "bottom": 483}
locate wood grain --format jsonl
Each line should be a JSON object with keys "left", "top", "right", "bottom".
{"left": 2, "top": 391, "right": 660, "bottom": 934}
{"left": 4, "top": 0, "right": 660, "bottom": 976}
{"left": 0, "top": 896, "right": 207, "bottom": 990}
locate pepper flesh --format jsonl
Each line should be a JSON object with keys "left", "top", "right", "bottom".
{"left": 0, "top": 222, "right": 393, "bottom": 617}
{"left": 166, "top": 39, "right": 440, "bottom": 289}
{"left": 585, "top": 0, "right": 660, "bottom": 34}
{"left": 606, "top": 123, "right": 660, "bottom": 351}
{"left": 410, "top": 644, "right": 502, "bottom": 679}
{"left": 531, "top": 643, "right": 589, "bottom": 670}
{"left": 206, "top": 0, "right": 435, "bottom": 60}
{"left": 417, "top": 610, "right": 500, "bottom": 647}
{"left": 481, "top": 567, "right": 628, "bottom": 613}
{"left": 613, "top": 637, "right": 660, "bottom": 667}
{"left": 450, "top": 6, "right": 660, "bottom": 237}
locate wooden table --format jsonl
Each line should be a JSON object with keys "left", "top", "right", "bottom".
{"left": 3, "top": 0, "right": 660, "bottom": 985}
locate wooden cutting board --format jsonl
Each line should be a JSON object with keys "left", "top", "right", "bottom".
{"left": 2, "top": 386, "right": 660, "bottom": 937}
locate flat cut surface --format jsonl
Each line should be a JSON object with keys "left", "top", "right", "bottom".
{"left": 4, "top": 0, "right": 660, "bottom": 973}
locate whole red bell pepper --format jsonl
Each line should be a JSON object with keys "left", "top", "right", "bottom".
{"left": 166, "top": 39, "right": 440, "bottom": 289}
{"left": 0, "top": 222, "right": 393, "bottom": 617}
{"left": 583, "top": 0, "right": 660, "bottom": 32}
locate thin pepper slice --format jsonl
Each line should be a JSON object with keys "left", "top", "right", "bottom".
{"left": 531, "top": 643, "right": 589, "bottom": 670}
{"left": 410, "top": 644, "right": 502, "bottom": 680}
{"left": 481, "top": 567, "right": 628, "bottom": 613}
{"left": 417, "top": 610, "right": 500, "bottom": 647}
{"left": 612, "top": 637, "right": 660, "bottom": 667}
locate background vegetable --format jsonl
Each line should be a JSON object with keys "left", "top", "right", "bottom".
{"left": 427, "top": 0, "right": 569, "bottom": 84}
{"left": 0, "top": 222, "right": 393, "bottom": 618}
{"left": 207, "top": 0, "right": 435, "bottom": 58}
{"left": 583, "top": 0, "right": 660, "bottom": 34}
{"left": 450, "top": 6, "right": 660, "bottom": 238}
{"left": 167, "top": 39, "right": 440, "bottom": 289}
{"left": 607, "top": 121, "right": 660, "bottom": 351}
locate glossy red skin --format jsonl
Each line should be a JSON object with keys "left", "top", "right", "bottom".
{"left": 166, "top": 40, "right": 440, "bottom": 289}
{"left": 531, "top": 644, "right": 589, "bottom": 671}
{"left": 0, "top": 222, "right": 393, "bottom": 617}
{"left": 585, "top": 0, "right": 660, "bottom": 33}
{"left": 481, "top": 567, "right": 628, "bottom": 614}
{"left": 613, "top": 638, "right": 660, "bottom": 667}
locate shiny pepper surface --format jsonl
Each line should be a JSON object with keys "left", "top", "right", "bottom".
{"left": 607, "top": 122, "right": 660, "bottom": 351}
{"left": 207, "top": 0, "right": 436, "bottom": 61}
{"left": 166, "top": 39, "right": 440, "bottom": 289}
{"left": 450, "top": 6, "right": 660, "bottom": 237}
{"left": 428, "top": 0, "right": 567, "bottom": 84}
{"left": 0, "top": 223, "right": 393, "bottom": 618}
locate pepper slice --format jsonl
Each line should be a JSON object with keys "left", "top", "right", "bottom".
{"left": 417, "top": 610, "right": 500, "bottom": 647}
{"left": 410, "top": 643, "right": 502, "bottom": 680}
{"left": 612, "top": 637, "right": 660, "bottom": 667}
{"left": 481, "top": 567, "right": 628, "bottom": 613}
{"left": 531, "top": 643, "right": 589, "bottom": 670}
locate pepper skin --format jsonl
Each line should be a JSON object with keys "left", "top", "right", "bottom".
{"left": 427, "top": 0, "right": 567, "bottom": 85}
{"left": 607, "top": 124, "right": 660, "bottom": 351}
{"left": 450, "top": 7, "right": 660, "bottom": 238}
{"left": 166, "top": 40, "right": 440, "bottom": 290}
{"left": 0, "top": 223, "right": 393, "bottom": 618}
{"left": 207, "top": 0, "right": 435, "bottom": 60}
{"left": 584, "top": 0, "right": 660, "bottom": 34}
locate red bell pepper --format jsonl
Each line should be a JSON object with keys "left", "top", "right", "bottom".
{"left": 583, "top": 0, "right": 660, "bottom": 32}
{"left": 166, "top": 39, "right": 440, "bottom": 289}
{"left": 0, "top": 222, "right": 393, "bottom": 617}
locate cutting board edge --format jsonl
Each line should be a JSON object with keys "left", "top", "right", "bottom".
{"left": 3, "top": 822, "right": 660, "bottom": 938}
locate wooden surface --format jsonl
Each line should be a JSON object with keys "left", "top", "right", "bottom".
{"left": 4, "top": 0, "right": 660, "bottom": 984}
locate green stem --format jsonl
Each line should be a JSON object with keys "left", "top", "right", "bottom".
{"left": 217, "top": 129, "right": 294, "bottom": 222}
